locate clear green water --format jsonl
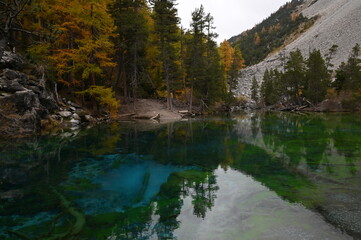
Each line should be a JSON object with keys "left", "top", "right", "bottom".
{"left": 1, "top": 112, "right": 361, "bottom": 240}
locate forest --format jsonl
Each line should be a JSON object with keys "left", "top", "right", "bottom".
{"left": 228, "top": 0, "right": 314, "bottom": 66}
{"left": 252, "top": 44, "right": 361, "bottom": 111}
{"left": 0, "top": 0, "right": 245, "bottom": 115}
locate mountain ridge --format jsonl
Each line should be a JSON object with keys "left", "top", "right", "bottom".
{"left": 234, "top": 0, "right": 361, "bottom": 99}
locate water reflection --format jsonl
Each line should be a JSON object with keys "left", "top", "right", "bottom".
{"left": 0, "top": 112, "right": 360, "bottom": 239}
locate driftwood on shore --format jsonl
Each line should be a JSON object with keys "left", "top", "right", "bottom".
{"left": 118, "top": 113, "right": 136, "bottom": 119}
{"left": 279, "top": 105, "right": 308, "bottom": 112}
{"left": 151, "top": 113, "right": 160, "bottom": 120}
{"left": 132, "top": 113, "right": 161, "bottom": 120}
{"left": 178, "top": 110, "right": 196, "bottom": 117}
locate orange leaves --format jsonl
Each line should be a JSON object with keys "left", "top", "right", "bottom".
{"left": 291, "top": 12, "right": 299, "bottom": 21}
{"left": 29, "top": 0, "right": 117, "bottom": 87}
{"left": 219, "top": 40, "right": 245, "bottom": 76}
{"left": 219, "top": 40, "right": 235, "bottom": 74}
{"left": 254, "top": 32, "right": 261, "bottom": 45}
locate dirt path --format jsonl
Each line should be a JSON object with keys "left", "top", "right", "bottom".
{"left": 119, "top": 99, "right": 184, "bottom": 121}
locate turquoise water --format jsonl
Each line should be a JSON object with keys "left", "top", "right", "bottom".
{"left": 0, "top": 112, "right": 360, "bottom": 239}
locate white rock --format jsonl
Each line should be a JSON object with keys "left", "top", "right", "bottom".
{"left": 59, "top": 111, "right": 72, "bottom": 118}
{"left": 70, "top": 118, "right": 80, "bottom": 125}
{"left": 72, "top": 113, "right": 81, "bottom": 120}
{"left": 85, "top": 115, "right": 95, "bottom": 122}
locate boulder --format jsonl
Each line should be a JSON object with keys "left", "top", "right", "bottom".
{"left": 39, "top": 96, "right": 58, "bottom": 113}
{"left": 72, "top": 113, "right": 81, "bottom": 120}
{"left": 0, "top": 68, "right": 28, "bottom": 84}
{"left": 59, "top": 111, "right": 72, "bottom": 118}
{"left": 0, "top": 51, "right": 26, "bottom": 70}
{"left": 70, "top": 118, "right": 80, "bottom": 126}
{"left": 0, "top": 78, "right": 28, "bottom": 92}
{"left": 0, "top": 69, "right": 29, "bottom": 92}
{"left": 84, "top": 114, "right": 96, "bottom": 123}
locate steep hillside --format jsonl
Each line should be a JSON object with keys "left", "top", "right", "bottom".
{"left": 229, "top": 0, "right": 310, "bottom": 66}
{"left": 234, "top": 0, "right": 361, "bottom": 99}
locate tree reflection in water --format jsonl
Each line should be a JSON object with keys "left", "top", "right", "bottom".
{"left": 1, "top": 113, "right": 361, "bottom": 239}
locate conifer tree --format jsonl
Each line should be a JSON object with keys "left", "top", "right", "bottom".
{"left": 261, "top": 69, "right": 270, "bottom": 105}
{"left": 251, "top": 76, "right": 259, "bottom": 102}
{"left": 325, "top": 44, "right": 338, "bottom": 70}
{"left": 151, "top": 0, "right": 180, "bottom": 110}
{"left": 282, "top": 49, "right": 305, "bottom": 105}
{"left": 305, "top": 49, "right": 330, "bottom": 104}
{"left": 110, "top": 0, "right": 149, "bottom": 99}
{"left": 187, "top": 5, "right": 225, "bottom": 110}
{"left": 334, "top": 43, "right": 361, "bottom": 91}
{"left": 186, "top": 5, "right": 206, "bottom": 112}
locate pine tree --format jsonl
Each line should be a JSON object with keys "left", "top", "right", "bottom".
{"left": 110, "top": 0, "right": 149, "bottom": 99}
{"left": 334, "top": 43, "right": 361, "bottom": 91}
{"left": 305, "top": 49, "right": 330, "bottom": 104}
{"left": 151, "top": 0, "right": 180, "bottom": 110}
{"left": 261, "top": 69, "right": 270, "bottom": 105}
{"left": 251, "top": 76, "right": 259, "bottom": 102}
{"left": 282, "top": 49, "right": 305, "bottom": 105}
{"left": 186, "top": 5, "right": 225, "bottom": 110}
{"left": 187, "top": 5, "right": 206, "bottom": 112}
{"left": 325, "top": 44, "right": 338, "bottom": 70}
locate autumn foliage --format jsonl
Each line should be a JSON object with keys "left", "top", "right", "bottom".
{"left": 4, "top": 0, "right": 246, "bottom": 114}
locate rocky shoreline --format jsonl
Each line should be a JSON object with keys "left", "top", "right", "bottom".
{"left": 0, "top": 51, "right": 108, "bottom": 138}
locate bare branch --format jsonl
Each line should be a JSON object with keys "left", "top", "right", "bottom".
{"left": 13, "top": 0, "right": 31, "bottom": 20}
{"left": 10, "top": 27, "right": 39, "bottom": 37}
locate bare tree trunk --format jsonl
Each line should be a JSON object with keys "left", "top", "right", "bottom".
{"left": 0, "top": 38, "right": 6, "bottom": 61}
{"left": 162, "top": 45, "right": 173, "bottom": 111}
{"left": 166, "top": 72, "right": 173, "bottom": 110}
{"left": 189, "top": 79, "right": 193, "bottom": 113}
{"left": 180, "top": 27, "right": 188, "bottom": 105}
{"left": 54, "top": 82, "right": 60, "bottom": 104}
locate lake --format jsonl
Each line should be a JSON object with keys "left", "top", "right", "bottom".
{"left": 1, "top": 112, "right": 360, "bottom": 240}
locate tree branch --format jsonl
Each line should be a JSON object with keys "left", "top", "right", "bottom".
{"left": 10, "top": 27, "right": 39, "bottom": 37}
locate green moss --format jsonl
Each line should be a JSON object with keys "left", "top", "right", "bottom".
{"left": 63, "top": 178, "right": 100, "bottom": 192}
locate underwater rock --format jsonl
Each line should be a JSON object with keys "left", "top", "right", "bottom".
{"left": 0, "top": 189, "right": 24, "bottom": 200}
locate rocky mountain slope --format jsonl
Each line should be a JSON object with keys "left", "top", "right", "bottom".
{"left": 235, "top": 0, "right": 361, "bottom": 99}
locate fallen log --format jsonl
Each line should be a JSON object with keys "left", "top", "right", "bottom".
{"left": 151, "top": 113, "right": 160, "bottom": 120}
{"left": 178, "top": 110, "right": 189, "bottom": 114}
{"left": 118, "top": 113, "right": 136, "bottom": 119}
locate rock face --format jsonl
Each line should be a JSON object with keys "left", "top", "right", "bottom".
{"left": 235, "top": 0, "right": 361, "bottom": 99}
{"left": 0, "top": 67, "right": 59, "bottom": 136}
{"left": 0, "top": 51, "right": 26, "bottom": 70}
